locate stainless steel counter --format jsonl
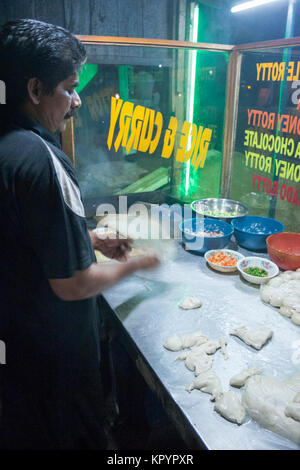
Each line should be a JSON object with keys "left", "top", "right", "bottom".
{"left": 103, "top": 240, "right": 300, "bottom": 450}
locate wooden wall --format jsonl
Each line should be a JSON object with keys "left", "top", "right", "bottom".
{"left": 0, "top": 0, "right": 176, "bottom": 39}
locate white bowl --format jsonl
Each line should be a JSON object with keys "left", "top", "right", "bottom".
{"left": 204, "top": 249, "right": 245, "bottom": 273}
{"left": 237, "top": 256, "right": 279, "bottom": 284}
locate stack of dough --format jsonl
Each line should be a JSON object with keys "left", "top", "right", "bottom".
{"left": 260, "top": 270, "right": 300, "bottom": 326}
{"left": 242, "top": 372, "right": 300, "bottom": 445}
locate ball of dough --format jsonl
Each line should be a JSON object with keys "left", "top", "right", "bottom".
{"left": 163, "top": 334, "right": 182, "bottom": 351}
{"left": 179, "top": 296, "right": 202, "bottom": 310}
{"left": 269, "top": 291, "right": 285, "bottom": 308}
{"left": 280, "top": 272, "right": 294, "bottom": 281}
{"left": 291, "top": 272, "right": 300, "bottom": 280}
{"left": 279, "top": 305, "right": 293, "bottom": 318}
{"left": 267, "top": 276, "right": 284, "bottom": 288}
{"left": 291, "top": 311, "right": 300, "bottom": 326}
{"left": 260, "top": 285, "right": 275, "bottom": 303}
{"left": 282, "top": 295, "right": 300, "bottom": 308}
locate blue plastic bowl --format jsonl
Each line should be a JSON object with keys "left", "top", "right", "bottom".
{"left": 179, "top": 217, "right": 234, "bottom": 254}
{"left": 231, "top": 216, "right": 284, "bottom": 251}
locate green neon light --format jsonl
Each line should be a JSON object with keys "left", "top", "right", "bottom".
{"left": 184, "top": 4, "right": 199, "bottom": 196}
{"left": 76, "top": 63, "right": 98, "bottom": 94}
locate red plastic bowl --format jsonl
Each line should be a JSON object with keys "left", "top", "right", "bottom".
{"left": 266, "top": 232, "right": 300, "bottom": 271}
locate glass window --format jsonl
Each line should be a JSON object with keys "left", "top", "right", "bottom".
{"left": 72, "top": 43, "right": 229, "bottom": 217}
{"left": 230, "top": 45, "right": 300, "bottom": 232}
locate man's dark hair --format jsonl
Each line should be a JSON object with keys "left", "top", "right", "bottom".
{"left": 0, "top": 18, "right": 86, "bottom": 108}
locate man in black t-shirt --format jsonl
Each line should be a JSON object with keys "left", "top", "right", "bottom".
{"left": 0, "top": 19, "right": 159, "bottom": 450}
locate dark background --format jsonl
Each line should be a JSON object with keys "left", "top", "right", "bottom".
{"left": 0, "top": 0, "right": 299, "bottom": 45}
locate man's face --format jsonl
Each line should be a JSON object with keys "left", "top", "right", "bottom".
{"left": 38, "top": 73, "right": 81, "bottom": 133}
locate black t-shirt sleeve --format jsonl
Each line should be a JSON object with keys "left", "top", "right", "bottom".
{"left": 15, "top": 140, "right": 95, "bottom": 279}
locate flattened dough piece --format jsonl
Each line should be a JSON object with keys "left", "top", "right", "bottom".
{"left": 230, "top": 326, "right": 273, "bottom": 350}
{"left": 190, "top": 339, "right": 223, "bottom": 355}
{"left": 214, "top": 391, "right": 246, "bottom": 425}
{"left": 177, "top": 350, "right": 213, "bottom": 375}
{"left": 163, "top": 331, "right": 208, "bottom": 351}
{"left": 285, "top": 403, "right": 300, "bottom": 422}
{"left": 181, "top": 331, "right": 209, "bottom": 349}
{"left": 229, "top": 367, "right": 262, "bottom": 388}
{"left": 185, "top": 370, "right": 223, "bottom": 401}
{"left": 242, "top": 374, "right": 300, "bottom": 445}
{"left": 179, "top": 296, "right": 202, "bottom": 310}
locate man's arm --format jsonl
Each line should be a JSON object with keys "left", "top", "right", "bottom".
{"left": 49, "top": 255, "right": 159, "bottom": 301}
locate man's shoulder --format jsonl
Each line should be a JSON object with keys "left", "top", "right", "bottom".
{"left": 0, "top": 127, "right": 50, "bottom": 157}
{"left": 0, "top": 128, "right": 55, "bottom": 178}
{"left": 0, "top": 127, "right": 78, "bottom": 188}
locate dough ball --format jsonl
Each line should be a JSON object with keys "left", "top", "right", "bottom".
{"left": 291, "top": 272, "right": 300, "bottom": 280}
{"left": 279, "top": 305, "right": 293, "bottom": 318}
{"left": 286, "top": 280, "right": 300, "bottom": 291}
{"left": 291, "top": 311, "right": 300, "bottom": 326}
{"left": 269, "top": 291, "right": 285, "bottom": 308}
{"left": 163, "top": 334, "right": 182, "bottom": 351}
{"left": 279, "top": 296, "right": 300, "bottom": 318}
{"left": 267, "top": 276, "right": 284, "bottom": 288}
{"left": 280, "top": 272, "right": 294, "bottom": 281}
{"left": 179, "top": 296, "right": 202, "bottom": 310}
{"left": 282, "top": 295, "right": 300, "bottom": 308}
{"left": 260, "top": 285, "right": 275, "bottom": 303}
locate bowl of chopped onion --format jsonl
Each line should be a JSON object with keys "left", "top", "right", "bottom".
{"left": 204, "top": 249, "right": 245, "bottom": 273}
{"left": 237, "top": 256, "right": 279, "bottom": 285}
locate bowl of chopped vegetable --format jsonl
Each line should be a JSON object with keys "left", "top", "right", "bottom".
{"left": 191, "top": 198, "right": 249, "bottom": 222}
{"left": 237, "top": 256, "right": 279, "bottom": 284}
{"left": 179, "top": 218, "right": 234, "bottom": 254}
{"left": 204, "top": 249, "right": 245, "bottom": 273}
{"left": 231, "top": 216, "right": 284, "bottom": 251}
{"left": 266, "top": 232, "right": 300, "bottom": 271}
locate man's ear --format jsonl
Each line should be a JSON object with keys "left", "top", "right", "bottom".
{"left": 27, "top": 78, "right": 43, "bottom": 105}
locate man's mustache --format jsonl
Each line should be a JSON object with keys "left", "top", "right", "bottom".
{"left": 64, "top": 110, "right": 75, "bottom": 119}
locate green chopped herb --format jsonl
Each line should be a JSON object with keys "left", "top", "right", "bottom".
{"left": 202, "top": 210, "right": 235, "bottom": 217}
{"left": 244, "top": 266, "right": 268, "bottom": 277}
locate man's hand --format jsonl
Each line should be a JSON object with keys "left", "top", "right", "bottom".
{"left": 89, "top": 230, "right": 132, "bottom": 262}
